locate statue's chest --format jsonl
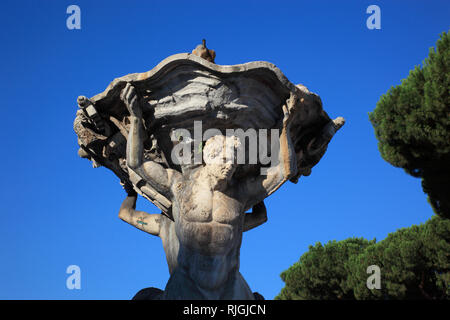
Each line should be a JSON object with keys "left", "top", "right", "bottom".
{"left": 180, "top": 184, "right": 243, "bottom": 224}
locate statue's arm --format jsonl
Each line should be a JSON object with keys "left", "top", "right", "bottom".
{"left": 243, "top": 93, "right": 299, "bottom": 202}
{"left": 243, "top": 201, "right": 267, "bottom": 232}
{"left": 118, "top": 190, "right": 161, "bottom": 236}
{"left": 122, "top": 83, "right": 179, "bottom": 196}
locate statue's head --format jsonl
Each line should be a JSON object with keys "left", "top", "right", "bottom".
{"left": 203, "top": 135, "right": 240, "bottom": 187}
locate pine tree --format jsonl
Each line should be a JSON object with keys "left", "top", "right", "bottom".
{"left": 347, "top": 216, "right": 450, "bottom": 300}
{"left": 276, "top": 217, "right": 450, "bottom": 300}
{"left": 275, "top": 238, "right": 374, "bottom": 300}
{"left": 369, "top": 31, "right": 450, "bottom": 218}
{"left": 276, "top": 30, "right": 450, "bottom": 300}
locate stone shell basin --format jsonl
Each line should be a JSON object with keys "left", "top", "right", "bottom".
{"left": 74, "top": 53, "right": 333, "bottom": 214}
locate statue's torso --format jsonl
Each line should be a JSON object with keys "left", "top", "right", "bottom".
{"left": 172, "top": 174, "right": 245, "bottom": 256}
{"left": 165, "top": 169, "right": 249, "bottom": 295}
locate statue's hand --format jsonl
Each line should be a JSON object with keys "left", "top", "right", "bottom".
{"left": 121, "top": 83, "right": 141, "bottom": 117}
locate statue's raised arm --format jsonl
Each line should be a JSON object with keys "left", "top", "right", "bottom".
{"left": 241, "top": 92, "right": 300, "bottom": 206}
{"left": 241, "top": 91, "right": 344, "bottom": 207}
{"left": 118, "top": 187, "right": 161, "bottom": 236}
{"left": 121, "top": 83, "right": 180, "bottom": 199}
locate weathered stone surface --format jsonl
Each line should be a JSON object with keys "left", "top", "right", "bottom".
{"left": 74, "top": 45, "right": 344, "bottom": 300}
{"left": 74, "top": 52, "right": 336, "bottom": 214}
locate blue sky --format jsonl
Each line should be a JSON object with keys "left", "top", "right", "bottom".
{"left": 0, "top": 0, "right": 448, "bottom": 300}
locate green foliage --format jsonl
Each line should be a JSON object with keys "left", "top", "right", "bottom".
{"left": 369, "top": 31, "right": 450, "bottom": 218}
{"left": 277, "top": 217, "right": 450, "bottom": 300}
{"left": 275, "top": 238, "right": 374, "bottom": 300}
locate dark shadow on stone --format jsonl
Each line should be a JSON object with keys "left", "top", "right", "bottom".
{"left": 253, "top": 292, "right": 265, "bottom": 300}
{"left": 132, "top": 287, "right": 264, "bottom": 300}
{"left": 132, "top": 287, "right": 164, "bottom": 300}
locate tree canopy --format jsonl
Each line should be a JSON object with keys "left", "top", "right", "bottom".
{"left": 276, "top": 238, "right": 374, "bottom": 300}
{"left": 276, "top": 31, "right": 450, "bottom": 301}
{"left": 276, "top": 217, "right": 450, "bottom": 300}
{"left": 369, "top": 31, "right": 450, "bottom": 218}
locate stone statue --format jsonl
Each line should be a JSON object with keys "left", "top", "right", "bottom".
{"left": 73, "top": 41, "right": 344, "bottom": 299}
{"left": 192, "top": 39, "right": 216, "bottom": 63}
